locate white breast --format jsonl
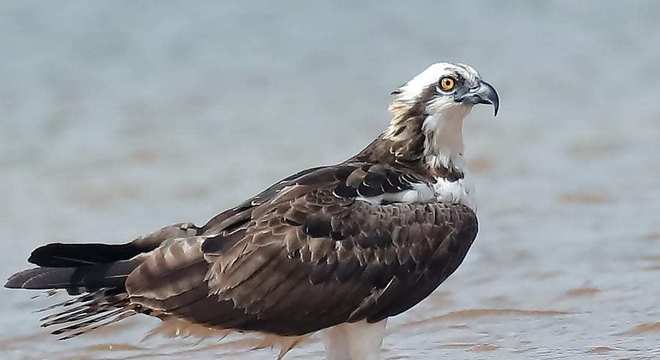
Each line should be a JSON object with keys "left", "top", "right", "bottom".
{"left": 433, "top": 176, "right": 476, "bottom": 210}
{"left": 356, "top": 182, "right": 435, "bottom": 205}
{"left": 356, "top": 178, "right": 475, "bottom": 210}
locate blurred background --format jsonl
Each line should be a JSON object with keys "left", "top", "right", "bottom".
{"left": 1, "top": 1, "right": 660, "bottom": 359}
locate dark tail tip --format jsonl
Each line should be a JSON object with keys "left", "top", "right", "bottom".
{"left": 6, "top": 259, "right": 138, "bottom": 291}
{"left": 28, "top": 243, "right": 139, "bottom": 267}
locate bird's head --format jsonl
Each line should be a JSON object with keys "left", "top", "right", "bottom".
{"left": 384, "top": 62, "right": 499, "bottom": 173}
{"left": 390, "top": 62, "right": 499, "bottom": 117}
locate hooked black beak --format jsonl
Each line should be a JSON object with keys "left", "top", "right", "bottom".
{"left": 456, "top": 80, "right": 500, "bottom": 116}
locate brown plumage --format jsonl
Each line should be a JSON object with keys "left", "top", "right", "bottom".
{"left": 5, "top": 161, "right": 477, "bottom": 339}
{"left": 4, "top": 62, "right": 500, "bottom": 358}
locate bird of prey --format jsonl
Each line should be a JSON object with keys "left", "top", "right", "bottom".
{"left": 5, "top": 62, "right": 499, "bottom": 360}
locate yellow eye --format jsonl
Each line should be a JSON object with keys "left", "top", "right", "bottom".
{"left": 439, "top": 76, "right": 456, "bottom": 92}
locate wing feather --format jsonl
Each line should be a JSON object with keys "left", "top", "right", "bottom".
{"left": 119, "top": 163, "right": 477, "bottom": 336}
{"left": 196, "top": 164, "right": 477, "bottom": 335}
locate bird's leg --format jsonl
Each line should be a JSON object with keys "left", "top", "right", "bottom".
{"left": 322, "top": 319, "right": 387, "bottom": 360}
{"left": 323, "top": 323, "right": 351, "bottom": 360}
{"left": 346, "top": 319, "right": 387, "bottom": 360}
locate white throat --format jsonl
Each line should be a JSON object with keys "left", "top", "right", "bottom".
{"left": 422, "top": 102, "right": 472, "bottom": 172}
{"left": 422, "top": 102, "right": 476, "bottom": 210}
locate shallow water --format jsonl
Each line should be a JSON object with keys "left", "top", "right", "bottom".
{"left": 1, "top": 1, "right": 660, "bottom": 359}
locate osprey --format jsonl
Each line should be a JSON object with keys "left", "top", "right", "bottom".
{"left": 5, "top": 62, "right": 499, "bottom": 360}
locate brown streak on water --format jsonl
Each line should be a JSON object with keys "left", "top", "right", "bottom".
{"left": 643, "top": 232, "right": 660, "bottom": 241}
{"left": 623, "top": 322, "right": 660, "bottom": 335}
{"left": 467, "top": 156, "right": 495, "bottom": 174}
{"left": 469, "top": 343, "right": 499, "bottom": 352}
{"left": 587, "top": 346, "right": 619, "bottom": 354}
{"left": 563, "top": 287, "right": 601, "bottom": 298}
{"left": 400, "top": 308, "right": 570, "bottom": 329}
{"left": 558, "top": 192, "right": 611, "bottom": 205}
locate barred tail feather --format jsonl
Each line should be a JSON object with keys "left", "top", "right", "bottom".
{"left": 4, "top": 243, "right": 147, "bottom": 339}
{"left": 6, "top": 225, "right": 201, "bottom": 340}
{"left": 36, "top": 288, "right": 140, "bottom": 340}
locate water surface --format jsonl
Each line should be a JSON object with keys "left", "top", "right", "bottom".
{"left": 1, "top": 1, "right": 660, "bottom": 359}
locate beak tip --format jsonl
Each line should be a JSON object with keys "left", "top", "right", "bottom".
{"left": 457, "top": 80, "right": 499, "bottom": 117}
{"left": 474, "top": 80, "right": 499, "bottom": 118}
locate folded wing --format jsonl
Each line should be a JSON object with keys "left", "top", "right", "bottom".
{"left": 126, "top": 164, "right": 477, "bottom": 336}
{"left": 7, "top": 163, "right": 477, "bottom": 339}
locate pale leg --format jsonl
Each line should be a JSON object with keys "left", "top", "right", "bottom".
{"left": 345, "top": 319, "right": 387, "bottom": 360}
{"left": 323, "top": 319, "right": 387, "bottom": 360}
{"left": 323, "top": 324, "right": 351, "bottom": 360}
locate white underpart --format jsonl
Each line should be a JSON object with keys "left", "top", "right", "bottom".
{"left": 322, "top": 319, "right": 387, "bottom": 360}
{"left": 422, "top": 99, "right": 470, "bottom": 170}
{"left": 433, "top": 176, "right": 476, "bottom": 210}
{"left": 383, "top": 63, "right": 481, "bottom": 210}
{"left": 357, "top": 176, "right": 475, "bottom": 211}
{"left": 362, "top": 99, "right": 477, "bottom": 209}
{"left": 356, "top": 182, "right": 434, "bottom": 205}
{"left": 423, "top": 99, "right": 476, "bottom": 210}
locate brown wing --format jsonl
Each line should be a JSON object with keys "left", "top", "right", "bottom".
{"left": 197, "top": 164, "right": 477, "bottom": 335}
{"left": 122, "top": 164, "right": 476, "bottom": 336}
{"left": 7, "top": 163, "right": 476, "bottom": 340}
